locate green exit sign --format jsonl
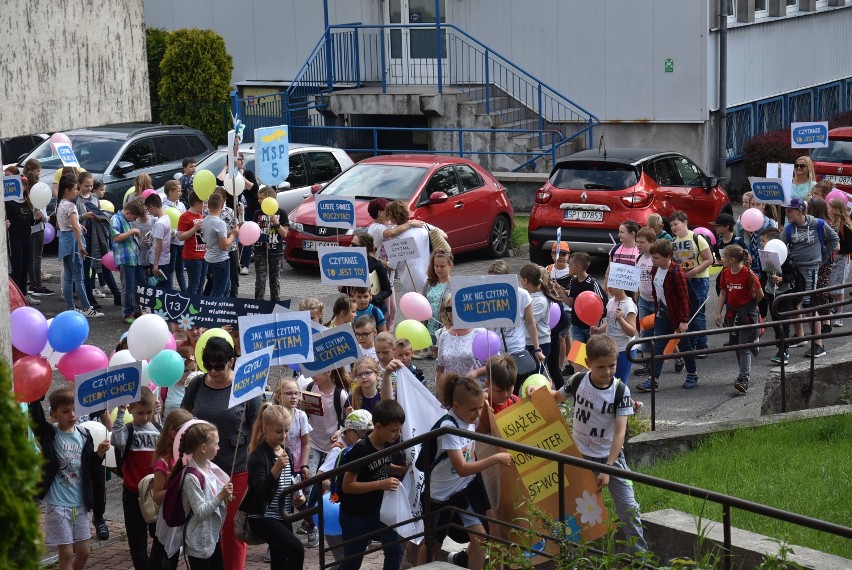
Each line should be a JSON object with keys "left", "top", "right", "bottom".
{"left": 664, "top": 59, "right": 674, "bottom": 73}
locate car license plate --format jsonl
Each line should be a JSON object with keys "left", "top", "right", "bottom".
{"left": 564, "top": 210, "right": 604, "bottom": 222}
{"left": 302, "top": 240, "right": 328, "bottom": 251}
{"left": 823, "top": 175, "right": 852, "bottom": 186}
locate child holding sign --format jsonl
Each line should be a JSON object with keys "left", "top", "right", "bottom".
{"left": 539, "top": 335, "right": 647, "bottom": 553}
{"left": 591, "top": 286, "right": 637, "bottom": 384}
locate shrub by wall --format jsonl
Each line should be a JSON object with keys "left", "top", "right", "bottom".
{"left": 742, "top": 130, "right": 801, "bottom": 178}
{"left": 146, "top": 27, "right": 169, "bottom": 123}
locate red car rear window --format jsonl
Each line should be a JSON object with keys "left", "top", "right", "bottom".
{"left": 812, "top": 139, "right": 852, "bottom": 163}
{"left": 550, "top": 162, "right": 639, "bottom": 191}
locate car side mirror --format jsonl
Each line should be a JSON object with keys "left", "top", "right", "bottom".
{"left": 114, "top": 161, "right": 135, "bottom": 176}
{"left": 705, "top": 176, "right": 720, "bottom": 188}
{"left": 310, "top": 183, "right": 323, "bottom": 194}
{"left": 429, "top": 191, "right": 448, "bottom": 204}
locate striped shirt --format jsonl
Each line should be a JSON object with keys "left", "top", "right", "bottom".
{"left": 110, "top": 211, "right": 140, "bottom": 267}
{"left": 260, "top": 463, "right": 293, "bottom": 520}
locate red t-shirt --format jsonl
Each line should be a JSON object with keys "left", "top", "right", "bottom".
{"left": 179, "top": 211, "right": 206, "bottom": 260}
{"left": 492, "top": 394, "right": 520, "bottom": 414}
{"left": 719, "top": 266, "right": 761, "bottom": 309}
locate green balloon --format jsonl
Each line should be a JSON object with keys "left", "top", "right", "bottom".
{"left": 395, "top": 319, "right": 432, "bottom": 351}
{"left": 164, "top": 207, "right": 180, "bottom": 230}
{"left": 520, "top": 373, "right": 551, "bottom": 398}
{"left": 193, "top": 170, "right": 216, "bottom": 200}
{"left": 148, "top": 350, "right": 185, "bottom": 387}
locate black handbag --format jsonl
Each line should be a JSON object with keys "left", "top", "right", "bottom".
{"left": 499, "top": 329, "right": 537, "bottom": 375}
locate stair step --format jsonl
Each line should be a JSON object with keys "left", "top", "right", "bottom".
{"left": 496, "top": 117, "right": 541, "bottom": 131}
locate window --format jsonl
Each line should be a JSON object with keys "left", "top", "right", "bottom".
{"left": 672, "top": 157, "right": 705, "bottom": 186}
{"left": 755, "top": 0, "right": 768, "bottom": 18}
{"left": 456, "top": 165, "right": 484, "bottom": 192}
{"left": 118, "top": 139, "right": 156, "bottom": 169}
{"left": 424, "top": 166, "right": 459, "bottom": 197}
{"left": 645, "top": 159, "right": 681, "bottom": 187}
{"left": 306, "top": 152, "right": 342, "bottom": 184}
{"left": 287, "top": 153, "right": 308, "bottom": 188}
{"left": 550, "top": 162, "right": 639, "bottom": 190}
{"left": 153, "top": 136, "right": 191, "bottom": 164}
{"left": 185, "top": 136, "right": 208, "bottom": 156}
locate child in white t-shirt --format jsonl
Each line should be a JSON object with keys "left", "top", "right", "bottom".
{"left": 274, "top": 378, "right": 313, "bottom": 480}
{"left": 592, "top": 286, "right": 638, "bottom": 383}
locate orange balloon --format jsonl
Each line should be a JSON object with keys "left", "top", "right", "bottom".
{"left": 640, "top": 314, "right": 655, "bottom": 331}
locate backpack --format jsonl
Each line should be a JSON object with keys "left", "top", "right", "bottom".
{"left": 328, "top": 441, "right": 354, "bottom": 503}
{"left": 563, "top": 373, "right": 626, "bottom": 414}
{"left": 306, "top": 381, "right": 346, "bottom": 428}
{"left": 784, "top": 218, "right": 830, "bottom": 264}
{"left": 161, "top": 464, "right": 205, "bottom": 527}
{"left": 138, "top": 473, "right": 158, "bottom": 524}
{"left": 414, "top": 414, "right": 460, "bottom": 472}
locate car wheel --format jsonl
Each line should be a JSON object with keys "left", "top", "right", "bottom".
{"left": 487, "top": 215, "right": 511, "bottom": 258}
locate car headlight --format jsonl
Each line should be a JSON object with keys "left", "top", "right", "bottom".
{"left": 290, "top": 222, "right": 303, "bottom": 233}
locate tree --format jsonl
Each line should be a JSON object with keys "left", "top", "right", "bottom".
{"left": 158, "top": 29, "right": 233, "bottom": 145}
{"left": 146, "top": 27, "right": 169, "bottom": 123}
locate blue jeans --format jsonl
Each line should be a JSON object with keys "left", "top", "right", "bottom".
{"left": 570, "top": 325, "right": 591, "bottom": 344}
{"left": 687, "top": 277, "right": 709, "bottom": 349}
{"left": 637, "top": 297, "right": 656, "bottom": 353}
{"left": 653, "top": 310, "right": 696, "bottom": 378}
{"left": 207, "top": 259, "right": 230, "bottom": 297}
{"left": 617, "top": 348, "right": 635, "bottom": 386}
{"left": 339, "top": 509, "right": 402, "bottom": 570}
{"left": 62, "top": 253, "right": 90, "bottom": 310}
{"left": 167, "top": 244, "right": 187, "bottom": 291}
{"left": 119, "top": 264, "right": 144, "bottom": 318}
{"left": 240, "top": 244, "right": 253, "bottom": 268}
{"left": 183, "top": 259, "right": 207, "bottom": 296}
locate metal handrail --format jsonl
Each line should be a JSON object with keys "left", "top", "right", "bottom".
{"left": 276, "top": 424, "right": 851, "bottom": 570}
{"left": 627, "top": 281, "right": 852, "bottom": 429}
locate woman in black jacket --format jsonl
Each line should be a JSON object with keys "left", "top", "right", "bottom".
{"left": 242, "top": 403, "right": 305, "bottom": 568}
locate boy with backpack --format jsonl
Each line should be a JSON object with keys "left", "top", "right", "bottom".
{"left": 669, "top": 210, "right": 714, "bottom": 353}
{"left": 540, "top": 334, "right": 647, "bottom": 553}
{"left": 565, "top": 252, "right": 608, "bottom": 344}
{"left": 111, "top": 387, "right": 161, "bottom": 569}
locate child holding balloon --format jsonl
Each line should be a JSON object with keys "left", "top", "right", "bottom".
{"left": 254, "top": 186, "right": 289, "bottom": 302}
{"left": 423, "top": 249, "right": 454, "bottom": 357}
{"left": 57, "top": 174, "right": 103, "bottom": 318}
{"left": 591, "top": 285, "right": 638, "bottom": 384}
{"left": 162, "top": 180, "right": 188, "bottom": 292}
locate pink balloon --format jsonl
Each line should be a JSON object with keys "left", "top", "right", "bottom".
{"left": 399, "top": 292, "right": 433, "bottom": 321}
{"left": 693, "top": 226, "right": 717, "bottom": 246}
{"left": 101, "top": 251, "right": 117, "bottom": 272}
{"left": 239, "top": 221, "right": 261, "bottom": 246}
{"left": 826, "top": 189, "right": 849, "bottom": 205}
{"left": 740, "top": 208, "right": 765, "bottom": 233}
{"left": 165, "top": 332, "right": 177, "bottom": 351}
{"left": 49, "top": 133, "right": 72, "bottom": 151}
{"left": 57, "top": 345, "right": 109, "bottom": 382}
{"left": 141, "top": 189, "right": 156, "bottom": 199}
{"left": 548, "top": 302, "right": 561, "bottom": 328}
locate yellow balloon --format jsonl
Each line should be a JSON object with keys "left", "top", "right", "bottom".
{"left": 109, "top": 407, "right": 134, "bottom": 424}
{"left": 164, "top": 207, "right": 180, "bottom": 230}
{"left": 194, "top": 170, "right": 216, "bottom": 201}
{"left": 123, "top": 186, "right": 135, "bottom": 204}
{"left": 261, "top": 197, "right": 279, "bottom": 216}
{"left": 100, "top": 200, "right": 115, "bottom": 213}
{"left": 394, "top": 319, "right": 432, "bottom": 351}
{"left": 195, "top": 328, "right": 235, "bottom": 372}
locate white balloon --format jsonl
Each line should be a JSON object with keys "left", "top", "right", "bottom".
{"left": 78, "top": 420, "right": 107, "bottom": 443}
{"left": 141, "top": 360, "right": 152, "bottom": 385}
{"left": 109, "top": 349, "right": 136, "bottom": 367}
{"left": 224, "top": 174, "right": 245, "bottom": 197}
{"left": 39, "top": 318, "right": 64, "bottom": 368}
{"left": 30, "top": 182, "right": 52, "bottom": 209}
{"left": 127, "top": 314, "right": 170, "bottom": 361}
{"left": 763, "top": 239, "right": 788, "bottom": 265}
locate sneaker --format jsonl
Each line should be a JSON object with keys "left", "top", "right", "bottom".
{"left": 634, "top": 379, "right": 657, "bottom": 393}
{"left": 675, "top": 358, "right": 685, "bottom": 373}
{"left": 306, "top": 528, "right": 319, "bottom": 548}
{"left": 834, "top": 319, "right": 843, "bottom": 328}
{"left": 80, "top": 307, "right": 104, "bottom": 318}
{"left": 562, "top": 364, "right": 575, "bottom": 376}
{"left": 803, "top": 346, "right": 826, "bottom": 358}
{"left": 92, "top": 288, "right": 106, "bottom": 298}
{"left": 633, "top": 364, "right": 651, "bottom": 377}
{"left": 448, "top": 550, "right": 469, "bottom": 567}
{"left": 682, "top": 374, "right": 699, "bottom": 389}
{"left": 123, "top": 316, "right": 136, "bottom": 324}
{"left": 262, "top": 546, "right": 271, "bottom": 563}
{"left": 29, "top": 285, "right": 55, "bottom": 296}
{"left": 788, "top": 336, "right": 807, "bottom": 348}
{"left": 94, "top": 518, "right": 109, "bottom": 541}
{"left": 26, "top": 294, "right": 41, "bottom": 306}
{"left": 734, "top": 378, "right": 749, "bottom": 394}
{"left": 769, "top": 352, "right": 789, "bottom": 365}
{"left": 240, "top": 266, "right": 249, "bottom": 275}
{"left": 822, "top": 323, "right": 832, "bottom": 334}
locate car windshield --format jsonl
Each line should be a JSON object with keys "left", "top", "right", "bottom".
{"left": 319, "top": 163, "right": 428, "bottom": 200}
{"left": 550, "top": 162, "right": 639, "bottom": 190}
{"left": 24, "top": 134, "right": 124, "bottom": 174}
{"left": 197, "top": 151, "right": 256, "bottom": 176}
{"left": 812, "top": 139, "right": 852, "bottom": 163}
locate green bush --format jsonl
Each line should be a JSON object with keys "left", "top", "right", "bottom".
{"left": 0, "top": 360, "right": 43, "bottom": 569}
{"left": 742, "top": 130, "right": 801, "bottom": 178}
{"left": 146, "top": 27, "right": 169, "bottom": 122}
{"left": 157, "top": 29, "right": 233, "bottom": 145}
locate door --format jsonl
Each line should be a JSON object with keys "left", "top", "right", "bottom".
{"left": 647, "top": 156, "right": 715, "bottom": 227}
{"left": 417, "top": 165, "right": 466, "bottom": 247}
{"left": 384, "top": 0, "right": 447, "bottom": 84}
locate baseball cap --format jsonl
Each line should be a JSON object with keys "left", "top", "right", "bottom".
{"left": 786, "top": 198, "right": 807, "bottom": 212}
{"left": 713, "top": 213, "right": 736, "bottom": 226}
{"left": 551, "top": 242, "right": 570, "bottom": 254}
{"left": 344, "top": 410, "right": 373, "bottom": 431}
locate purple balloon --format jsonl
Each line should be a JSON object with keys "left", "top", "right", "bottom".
{"left": 472, "top": 330, "right": 501, "bottom": 361}
{"left": 11, "top": 307, "right": 49, "bottom": 356}
{"left": 43, "top": 223, "right": 56, "bottom": 244}
{"left": 549, "top": 302, "right": 561, "bottom": 328}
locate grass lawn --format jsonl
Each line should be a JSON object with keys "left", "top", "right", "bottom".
{"left": 511, "top": 214, "right": 529, "bottom": 249}
{"left": 634, "top": 414, "right": 852, "bottom": 558}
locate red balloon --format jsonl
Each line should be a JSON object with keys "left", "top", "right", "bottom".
{"left": 575, "top": 291, "right": 604, "bottom": 326}
{"left": 57, "top": 345, "right": 109, "bottom": 382}
{"left": 13, "top": 356, "right": 53, "bottom": 403}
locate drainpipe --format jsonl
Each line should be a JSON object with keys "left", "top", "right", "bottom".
{"left": 436, "top": 0, "right": 443, "bottom": 93}
{"left": 323, "top": 0, "right": 333, "bottom": 92}
{"left": 718, "top": 0, "right": 728, "bottom": 181}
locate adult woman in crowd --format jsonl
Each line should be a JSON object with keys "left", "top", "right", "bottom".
{"left": 22, "top": 159, "right": 53, "bottom": 295}
{"left": 180, "top": 336, "right": 261, "bottom": 570}
{"left": 791, "top": 156, "right": 817, "bottom": 201}
{"left": 5, "top": 166, "right": 34, "bottom": 301}
{"left": 435, "top": 293, "right": 485, "bottom": 397}
{"left": 382, "top": 200, "right": 446, "bottom": 294}
{"left": 218, "top": 152, "right": 257, "bottom": 274}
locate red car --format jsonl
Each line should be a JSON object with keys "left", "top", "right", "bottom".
{"left": 527, "top": 149, "right": 731, "bottom": 265}
{"left": 284, "top": 155, "right": 514, "bottom": 266}
{"left": 812, "top": 127, "right": 852, "bottom": 192}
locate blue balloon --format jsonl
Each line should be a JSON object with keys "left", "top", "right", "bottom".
{"left": 312, "top": 492, "right": 341, "bottom": 536}
{"left": 48, "top": 310, "right": 89, "bottom": 353}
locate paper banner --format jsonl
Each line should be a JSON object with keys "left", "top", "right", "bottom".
{"left": 238, "top": 311, "right": 314, "bottom": 365}
{"left": 790, "top": 121, "right": 828, "bottom": 149}
{"left": 299, "top": 327, "right": 362, "bottom": 376}
{"left": 318, "top": 246, "right": 369, "bottom": 287}
{"left": 255, "top": 125, "right": 290, "bottom": 185}
{"left": 75, "top": 362, "right": 142, "bottom": 418}
{"left": 383, "top": 236, "right": 420, "bottom": 268}
{"left": 749, "top": 177, "right": 788, "bottom": 206}
{"left": 607, "top": 263, "right": 641, "bottom": 292}
{"left": 567, "top": 340, "right": 587, "bottom": 367}
{"left": 315, "top": 195, "right": 356, "bottom": 229}
{"left": 228, "top": 345, "right": 274, "bottom": 409}
{"left": 758, "top": 250, "right": 783, "bottom": 273}
{"left": 3, "top": 175, "right": 23, "bottom": 201}
{"left": 451, "top": 275, "right": 520, "bottom": 329}
{"left": 136, "top": 286, "right": 290, "bottom": 329}
{"left": 53, "top": 142, "right": 80, "bottom": 168}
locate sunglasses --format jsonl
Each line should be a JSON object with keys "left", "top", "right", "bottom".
{"left": 203, "top": 361, "right": 228, "bottom": 371}
{"left": 795, "top": 163, "right": 807, "bottom": 168}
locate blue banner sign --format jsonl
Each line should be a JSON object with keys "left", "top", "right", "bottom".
{"left": 318, "top": 246, "right": 369, "bottom": 287}
{"left": 238, "top": 311, "right": 315, "bottom": 366}
{"left": 3, "top": 175, "right": 23, "bottom": 201}
{"left": 54, "top": 142, "right": 80, "bottom": 168}
{"left": 315, "top": 195, "right": 356, "bottom": 229}
{"left": 791, "top": 121, "right": 828, "bottom": 149}
{"left": 229, "top": 345, "right": 274, "bottom": 409}
{"left": 75, "top": 362, "right": 142, "bottom": 417}
{"left": 300, "top": 327, "right": 362, "bottom": 376}
{"left": 451, "top": 275, "right": 520, "bottom": 329}
{"left": 255, "top": 125, "right": 290, "bottom": 185}
{"left": 748, "top": 177, "right": 788, "bottom": 206}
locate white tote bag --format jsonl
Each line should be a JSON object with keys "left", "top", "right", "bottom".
{"left": 379, "top": 476, "right": 419, "bottom": 539}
